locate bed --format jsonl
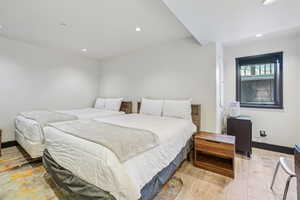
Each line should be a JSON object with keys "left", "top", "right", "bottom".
{"left": 15, "top": 101, "right": 132, "bottom": 158}
{"left": 43, "top": 100, "right": 201, "bottom": 200}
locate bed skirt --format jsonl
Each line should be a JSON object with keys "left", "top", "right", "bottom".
{"left": 43, "top": 139, "right": 192, "bottom": 200}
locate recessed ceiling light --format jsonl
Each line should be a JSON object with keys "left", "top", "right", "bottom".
{"left": 256, "top": 34, "right": 263, "bottom": 37}
{"left": 135, "top": 27, "right": 142, "bottom": 32}
{"left": 262, "top": 0, "right": 277, "bottom": 5}
{"left": 81, "top": 48, "right": 87, "bottom": 52}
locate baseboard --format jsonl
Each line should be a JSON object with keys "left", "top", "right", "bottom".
{"left": 1, "top": 140, "right": 18, "bottom": 148}
{"left": 252, "top": 141, "right": 294, "bottom": 155}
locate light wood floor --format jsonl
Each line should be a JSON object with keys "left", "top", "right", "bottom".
{"left": 0, "top": 147, "right": 297, "bottom": 200}
{"left": 174, "top": 148, "right": 297, "bottom": 200}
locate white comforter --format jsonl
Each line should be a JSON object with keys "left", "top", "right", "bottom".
{"left": 15, "top": 108, "right": 125, "bottom": 142}
{"left": 15, "top": 108, "right": 125, "bottom": 158}
{"left": 44, "top": 114, "right": 196, "bottom": 200}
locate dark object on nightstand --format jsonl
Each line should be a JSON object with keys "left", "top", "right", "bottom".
{"left": 194, "top": 132, "right": 235, "bottom": 178}
{"left": 0, "top": 129, "right": 2, "bottom": 156}
{"left": 295, "top": 145, "right": 300, "bottom": 200}
{"left": 227, "top": 116, "right": 252, "bottom": 158}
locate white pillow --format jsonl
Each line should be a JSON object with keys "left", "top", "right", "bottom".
{"left": 94, "top": 98, "right": 105, "bottom": 109}
{"left": 140, "top": 98, "right": 164, "bottom": 116}
{"left": 105, "top": 98, "right": 123, "bottom": 111}
{"left": 163, "top": 99, "right": 192, "bottom": 119}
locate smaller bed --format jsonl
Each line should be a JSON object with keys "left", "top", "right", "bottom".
{"left": 15, "top": 101, "right": 132, "bottom": 158}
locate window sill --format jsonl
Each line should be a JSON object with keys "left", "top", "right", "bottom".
{"left": 240, "top": 104, "right": 283, "bottom": 110}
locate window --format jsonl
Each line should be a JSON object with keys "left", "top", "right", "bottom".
{"left": 236, "top": 52, "right": 283, "bottom": 109}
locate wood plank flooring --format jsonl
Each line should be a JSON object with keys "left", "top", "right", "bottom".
{"left": 174, "top": 148, "right": 297, "bottom": 200}
{"left": 0, "top": 146, "right": 297, "bottom": 200}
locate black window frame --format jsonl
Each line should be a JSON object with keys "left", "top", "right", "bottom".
{"left": 236, "top": 52, "right": 283, "bottom": 109}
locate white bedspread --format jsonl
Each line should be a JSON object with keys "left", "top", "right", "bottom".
{"left": 15, "top": 108, "right": 125, "bottom": 142}
{"left": 44, "top": 114, "right": 196, "bottom": 200}
{"left": 15, "top": 108, "right": 125, "bottom": 158}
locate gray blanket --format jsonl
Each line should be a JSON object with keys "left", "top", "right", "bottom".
{"left": 48, "top": 120, "right": 159, "bottom": 162}
{"left": 20, "top": 111, "right": 78, "bottom": 127}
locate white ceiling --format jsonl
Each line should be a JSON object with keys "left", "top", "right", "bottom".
{"left": 162, "top": 0, "right": 300, "bottom": 44}
{"left": 1, "top": 0, "right": 299, "bottom": 59}
{"left": 0, "top": 0, "right": 191, "bottom": 59}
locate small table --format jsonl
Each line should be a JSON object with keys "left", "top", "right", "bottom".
{"left": 194, "top": 132, "right": 235, "bottom": 178}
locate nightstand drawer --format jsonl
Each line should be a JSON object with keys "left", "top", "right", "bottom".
{"left": 195, "top": 139, "right": 234, "bottom": 158}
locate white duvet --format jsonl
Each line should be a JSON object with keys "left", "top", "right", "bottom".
{"left": 44, "top": 114, "right": 196, "bottom": 200}
{"left": 15, "top": 108, "right": 125, "bottom": 142}
{"left": 15, "top": 108, "right": 125, "bottom": 158}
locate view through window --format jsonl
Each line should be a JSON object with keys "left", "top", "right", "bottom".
{"left": 236, "top": 52, "right": 283, "bottom": 109}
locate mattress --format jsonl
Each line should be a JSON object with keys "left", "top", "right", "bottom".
{"left": 44, "top": 114, "right": 196, "bottom": 200}
{"left": 43, "top": 141, "right": 191, "bottom": 200}
{"left": 15, "top": 108, "right": 125, "bottom": 158}
{"left": 15, "top": 116, "right": 44, "bottom": 143}
{"left": 15, "top": 129, "right": 44, "bottom": 158}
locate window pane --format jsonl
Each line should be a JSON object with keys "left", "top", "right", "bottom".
{"left": 266, "top": 64, "right": 271, "bottom": 74}
{"left": 260, "top": 64, "right": 265, "bottom": 75}
{"left": 271, "top": 63, "right": 275, "bottom": 74}
{"left": 246, "top": 66, "right": 251, "bottom": 76}
{"left": 240, "top": 66, "right": 245, "bottom": 76}
{"left": 241, "top": 65, "right": 275, "bottom": 104}
{"left": 255, "top": 65, "right": 260, "bottom": 75}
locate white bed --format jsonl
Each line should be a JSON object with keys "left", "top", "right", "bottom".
{"left": 15, "top": 108, "right": 126, "bottom": 158}
{"left": 44, "top": 114, "right": 197, "bottom": 200}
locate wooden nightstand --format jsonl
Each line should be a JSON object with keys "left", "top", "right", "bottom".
{"left": 194, "top": 132, "right": 236, "bottom": 178}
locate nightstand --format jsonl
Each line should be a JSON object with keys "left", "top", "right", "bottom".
{"left": 194, "top": 132, "right": 235, "bottom": 178}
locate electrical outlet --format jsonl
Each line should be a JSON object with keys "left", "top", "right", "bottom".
{"left": 260, "top": 130, "right": 267, "bottom": 137}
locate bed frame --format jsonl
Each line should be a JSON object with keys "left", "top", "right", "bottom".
{"left": 137, "top": 102, "right": 201, "bottom": 132}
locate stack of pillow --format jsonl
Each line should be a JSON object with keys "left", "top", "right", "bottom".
{"left": 94, "top": 98, "right": 123, "bottom": 111}
{"left": 140, "top": 98, "right": 192, "bottom": 120}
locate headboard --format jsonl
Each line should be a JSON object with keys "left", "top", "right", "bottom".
{"left": 191, "top": 104, "right": 201, "bottom": 132}
{"left": 120, "top": 101, "right": 133, "bottom": 114}
{"left": 137, "top": 102, "right": 201, "bottom": 132}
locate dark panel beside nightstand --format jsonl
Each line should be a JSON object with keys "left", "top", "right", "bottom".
{"left": 227, "top": 116, "right": 252, "bottom": 157}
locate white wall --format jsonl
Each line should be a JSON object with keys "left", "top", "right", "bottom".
{"left": 0, "top": 36, "right": 101, "bottom": 142}
{"left": 224, "top": 35, "right": 300, "bottom": 147}
{"left": 99, "top": 37, "right": 218, "bottom": 132}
